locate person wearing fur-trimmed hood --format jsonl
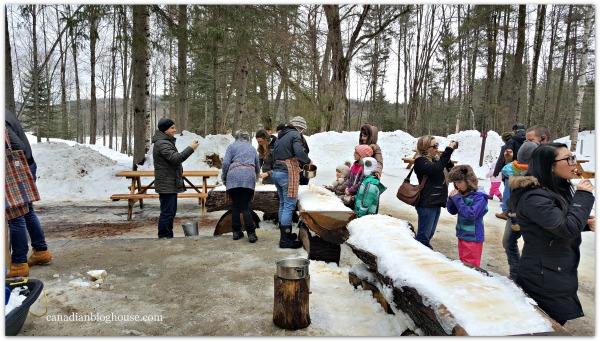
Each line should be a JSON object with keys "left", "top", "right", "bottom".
{"left": 359, "top": 124, "right": 383, "bottom": 179}
{"left": 507, "top": 143, "right": 595, "bottom": 325}
{"left": 446, "top": 165, "right": 488, "bottom": 268}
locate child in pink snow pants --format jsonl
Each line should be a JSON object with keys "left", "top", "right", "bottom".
{"left": 486, "top": 158, "right": 503, "bottom": 201}
{"left": 446, "top": 165, "right": 488, "bottom": 267}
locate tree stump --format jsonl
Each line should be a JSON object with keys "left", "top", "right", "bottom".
{"left": 212, "top": 210, "right": 261, "bottom": 235}
{"left": 273, "top": 274, "right": 310, "bottom": 330}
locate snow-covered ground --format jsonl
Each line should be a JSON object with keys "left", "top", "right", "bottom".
{"left": 17, "top": 128, "right": 597, "bottom": 335}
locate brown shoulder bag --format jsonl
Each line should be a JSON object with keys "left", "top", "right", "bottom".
{"left": 396, "top": 166, "right": 427, "bottom": 207}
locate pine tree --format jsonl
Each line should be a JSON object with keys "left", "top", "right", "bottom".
{"left": 20, "top": 68, "right": 60, "bottom": 138}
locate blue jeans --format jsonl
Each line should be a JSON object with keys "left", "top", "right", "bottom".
{"left": 501, "top": 178, "right": 510, "bottom": 212}
{"left": 8, "top": 216, "right": 29, "bottom": 263}
{"left": 272, "top": 171, "right": 298, "bottom": 227}
{"left": 26, "top": 162, "right": 48, "bottom": 250}
{"left": 502, "top": 219, "right": 521, "bottom": 279}
{"left": 415, "top": 207, "right": 441, "bottom": 249}
{"left": 158, "top": 194, "right": 177, "bottom": 238}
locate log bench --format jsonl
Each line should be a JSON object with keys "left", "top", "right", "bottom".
{"left": 110, "top": 193, "right": 208, "bottom": 220}
{"left": 345, "top": 215, "right": 570, "bottom": 336}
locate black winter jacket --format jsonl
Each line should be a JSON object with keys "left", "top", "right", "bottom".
{"left": 509, "top": 175, "right": 594, "bottom": 322}
{"left": 414, "top": 146, "right": 454, "bottom": 208}
{"left": 5, "top": 109, "right": 35, "bottom": 165}
{"left": 151, "top": 130, "right": 194, "bottom": 194}
{"left": 272, "top": 128, "right": 310, "bottom": 173}
{"left": 493, "top": 131, "right": 526, "bottom": 177}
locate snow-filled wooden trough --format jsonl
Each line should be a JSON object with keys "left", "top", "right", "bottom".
{"left": 346, "top": 215, "right": 570, "bottom": 336}
{"left": 297, "top": 185, "right": 357, "bottom": 264}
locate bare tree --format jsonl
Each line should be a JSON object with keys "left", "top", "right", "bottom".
{"left": 569, "top": 5, "right": 592, "bottom": 152}
{"left": 508, "top": 5, "right": 526, "bottom": 124}
{"left": 176, "top": 4, "right": 188, "bottom": 130}
{"left": 553, "top": 5, "right": 573, "bottom": 129}
{"left": 527, "top": 5, "right": 546, "bottom": 126}
{"left": 5, "top": 8, "right": 16, "bottom": 112}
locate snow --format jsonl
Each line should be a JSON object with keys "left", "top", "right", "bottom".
{"left": 19, "top": 128, "right": 597, "bottom": 336}
{"left": 347, "top": 215, "right": 553, "bottom": 336}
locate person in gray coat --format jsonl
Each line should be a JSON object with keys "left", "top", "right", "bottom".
{"left": 221, "top": 131, "right": 261, "bottom": 243}
{"left": 152, "top": 118, "right": 199, "bottom": 238}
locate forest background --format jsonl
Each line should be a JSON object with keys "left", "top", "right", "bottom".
{"left": 4, "top": 4, "right": 596, "bottom": 168}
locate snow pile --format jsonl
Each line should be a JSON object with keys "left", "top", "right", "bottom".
{"left": 346, "top": 215, "right": 554, "bottom": 336}
{"left": 297, "top": 185, "right": 353, "bottom": 212}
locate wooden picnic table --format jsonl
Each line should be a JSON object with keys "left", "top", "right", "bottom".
{"left": 576, "top": 159, "right": 595, "bottom": 179}
{"left": 111, "top": 170, "right": 220, "bottom": 220}
{"left": 403, "top": 149, "right": 458, "bottom": 169}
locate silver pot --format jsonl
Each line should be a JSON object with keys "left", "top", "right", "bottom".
{"left": 302, "top": 164, "right": 317, "bottom": 179}
{"left": 276, "top": 258, "right": 310, "bottom": 279}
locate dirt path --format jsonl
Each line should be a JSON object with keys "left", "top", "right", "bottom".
{"left": 16, "top": 199, "right": 595, "bottom": 336}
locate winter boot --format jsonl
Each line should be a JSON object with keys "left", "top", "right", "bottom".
{"left": 246, "top": 225, "right": 258, "bottom": 243}
{"left": 7, "top": 263, "right": 29, "bottom": 278}
{"left": 498, "top": 195, "right": 503, "bottom": 201}
{"left": 232, "top": 225, "right": 244, "bottom": 240}
{"left": 279, "top": 225, "right": 302, "bottom": 249}
{"left": 28, "top": 249, "right": 53, "bottom": 266}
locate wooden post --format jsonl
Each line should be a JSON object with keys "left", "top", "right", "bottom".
{"left": 273, "top": 274, "right": 310, "bottom": 329}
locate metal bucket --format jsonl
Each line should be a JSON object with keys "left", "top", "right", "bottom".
{"left": 276, "top": 258, "right": 310, "bottom": 280}
{"left": 302, "top": 164, "right": 317, "bottom": 179}
{"left": 182, "top": 221, "right": 199, "bottom": 236}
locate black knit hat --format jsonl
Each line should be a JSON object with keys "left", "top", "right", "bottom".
{"left": 276, "top": 123, "right": 286, "bottom": 132}
{"left": 158, "top": 118, "right": 175, "bottom": 132}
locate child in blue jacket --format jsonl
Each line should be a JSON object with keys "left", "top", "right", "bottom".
{"left": 446, "top": 165, "right": 488, "bottom": 267}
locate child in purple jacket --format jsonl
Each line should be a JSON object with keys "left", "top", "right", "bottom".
{"left": 445, "top": 165, "right": 489, "bottom": 267}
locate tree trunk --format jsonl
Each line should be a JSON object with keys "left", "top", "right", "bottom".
{"left": 120, "top": 5, "right": 130, "bottom": 155}
{"left": 109, "top": 7, "right": 117, "bottom": 149}
{"left": 177, "top": 4, "right": 188, "bottom": 131}
{"left": 232, "top": 56, "right": 249, "bottom": 134}
{"left": 542, "top": 6, "right": 559, "bottom": 122}
{"left": 69, "top": 5, "right": 83, "bottom": 144}
{"left": 496, "top": 8, "right": 509, "bottom": 130}
{"left": 569, "top": 5, "right": 591, "bottom": 152}
{"left": 552, "top": 5, "right": 573, "bottom": 129}
{"left": 32, "top": 5, "right": 41, "bottom": 143}
{"left": 131, "top": 5, "right": 150, "bottom": 168}
{"left": 5, "top": 9, "right": 16, "bottom": 113}
{"left": 56, "top": 6, "right": 68, "bottom": 139}
{"left": 508, "top": 5, "right": 526, "bottom": 124}
{"left": 527, "top": 5, "right": 546, "bottom": 127}
{"left": 89, "top": 15, "right": 99, "bottom": 144}
{"left": 455, "top": 5, "right": 463, "bottom": 133}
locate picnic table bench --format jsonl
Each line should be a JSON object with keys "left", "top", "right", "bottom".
{"left": 110, "top": 170, "right": 220, "bottom": 220}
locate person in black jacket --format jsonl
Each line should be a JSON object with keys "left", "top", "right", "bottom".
{"left": 271, "top": 117, "right": 311, "bottom": 249}
{"left": 493, "top": 123, "right": 526, "bottom": 219}
{"left": 413, "top": 135, "right": 457, "bottom": 249}
{"left": 255, "top": 129, "right": 276, "bottom": 184}
{"left": 151, "top": 118, "right": 199, "bottom": 238}
{"left": 508, "top": 143, "right": 595, "bottom": 325}
{"left": 5, "top": 108, "right": 52, "bottom": 277}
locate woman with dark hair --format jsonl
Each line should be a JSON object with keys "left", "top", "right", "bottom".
{"left": 221, "top": 131, "right": 261, "bottom": 243}
{"left": 255, "top": 129, "right": 276, "bottom": 184}
{"left": 413, "top": 135, "right": 457, "bottom": 249}
{"left": 508, "top": 143, "right": 595, "bottom": 325}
